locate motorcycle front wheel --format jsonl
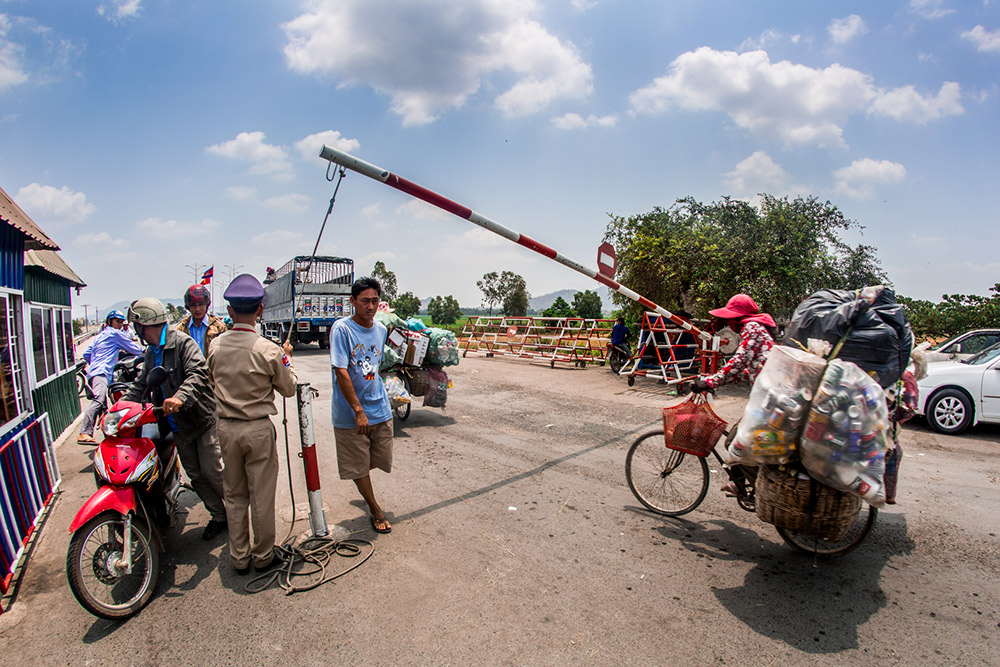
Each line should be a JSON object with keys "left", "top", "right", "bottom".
{"left": 66, "top": 511, "right": 159, "bottom": 620}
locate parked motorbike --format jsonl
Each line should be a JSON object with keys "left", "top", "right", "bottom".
{"left": 66, "top": 367, "right": 181, "bottom": 620}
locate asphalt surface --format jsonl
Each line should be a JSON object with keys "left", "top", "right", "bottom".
{"left": 1, "top": 345, "right": 998, "bottom": 665}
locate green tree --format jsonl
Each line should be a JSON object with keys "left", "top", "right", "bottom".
{"left": 572, "top": 289, "right": 603, "bottom": 319}
{"left": 499, "top": 271, "right": 530, "bottom": 316}
{"left": 428, "top": 295, "right": 463, "bottom": 325}
{"left": 900, "top": 283, "right": 1000, "bottom": 341}
{"left": 543, "top": 296, "right": 575, "bottom": 318}
{"left": 392, "top": 291, "right": 422, "bottom": 319}
{"left": 371, "top": 261, "right": 398, "bottom": 303}
{"left": 604, "top": 194, "right": 889, "bottom": 323}
{"left": 477, "top": 271, "right": 503, "bottom": 315}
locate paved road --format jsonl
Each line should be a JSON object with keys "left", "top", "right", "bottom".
{"left": 2, "top": 346, "right": 997, "bottom": 665}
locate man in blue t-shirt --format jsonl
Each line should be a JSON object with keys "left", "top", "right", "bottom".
{"left": 330, "top": 276, "right": 394, "bottom": 533}
{"left": 78, "top": 310, "right": 144, "bottom": 444}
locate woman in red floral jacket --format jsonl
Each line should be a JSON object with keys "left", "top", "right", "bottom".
{"left": 691, "top": 294, "right": 776, "bottom": 393}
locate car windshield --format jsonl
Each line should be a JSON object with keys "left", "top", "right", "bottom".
{"left": 961, "top": 341, "right": 1000, "bottom": 366}
{"left": 929, "top": 333, "right": 963, "bottom": 351}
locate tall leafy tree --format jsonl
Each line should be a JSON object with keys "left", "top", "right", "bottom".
{"left": 604, "top": 194, "right": 888, "bottom": 323}
{"left": 427, "top": 295, "right": 463, "bottom": 325}
{"left": 392, "top": 291, "right": 422, "bottom": 319}
{"left": 477, "top": 271, "right": 503, "bottom": 315}
{"left": 542, "top": 296, "right": 575, "bottom": 318}
{"left": 572, "top": 289, "right": 603, "bottom": 319}
{"left": 900, "top": 283, "right": 1000, "bottom": 340}
{"left": 499, "top": 271, "right": 530, "bottom": 316}
{"left": 371, "top": 261, "right": 398, "bottom": 303}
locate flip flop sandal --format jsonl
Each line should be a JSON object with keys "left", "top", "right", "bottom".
{"left": 77, "top": 434, "right": 97, "bottom": 445}
{"left": 370, "top": 515, "right": 392, "bottom": 534}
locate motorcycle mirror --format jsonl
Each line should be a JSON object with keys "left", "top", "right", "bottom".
{"left": 147, "top": 366, "right": 169, "bottom": 388}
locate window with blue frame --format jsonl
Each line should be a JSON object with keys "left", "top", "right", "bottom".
{"left": 30, "top": 304, "right": 74, "bottom": 385}
{"left": 0, "top": 293, "right": 29, "bottom": 429}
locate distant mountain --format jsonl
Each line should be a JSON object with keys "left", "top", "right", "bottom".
{"left": 89, "top": 298, "right": 192, "bottom": 322}
{"left": 530, "top": 286, "right": 612, "bottom": 314}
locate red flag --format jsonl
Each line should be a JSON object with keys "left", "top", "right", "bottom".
{"left": 200, "top": 266, "right": 214, "bottom": 284}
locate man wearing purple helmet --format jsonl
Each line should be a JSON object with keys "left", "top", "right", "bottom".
{"left": 178, "top": 284, "right": 228, "bottom": 355}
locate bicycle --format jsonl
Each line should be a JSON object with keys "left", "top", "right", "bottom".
{"left": 624, "top": 419, "right": 878, "bottom": 558}
{"left": 606, "top": 341, "right": 631, "bottom": 375}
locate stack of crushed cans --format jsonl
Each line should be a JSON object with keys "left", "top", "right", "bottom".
{"left": 799, "top": 358, "right": 889, "bottom": 506}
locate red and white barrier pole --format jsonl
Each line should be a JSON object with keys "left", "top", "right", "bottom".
{"left": 318, "top": 145, "right": 711, "bottom": 342}
{"left": 295, "top": 383, "right": 328, "bottom": 537}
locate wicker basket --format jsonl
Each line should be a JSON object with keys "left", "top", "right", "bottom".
{"left": 407, "top": 368, "right": 429, "bottom": 397}
{"left": 755, "top": 465, "right": 862, "bottom": 541}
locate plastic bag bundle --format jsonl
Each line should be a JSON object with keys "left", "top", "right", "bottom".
{"left": 729, "top": 346, "right": 828, "bottom": 465}
{"left": 423, "top": 367, "right": 449, "bottom": 408}
{"left": 799, "top": 359, "right": 889, "bottom": 507}
{"left": 425, "top": 328, "right": 460, "bottom": 367}
{"left": 383, "top": 375, "right": 411, "bottom": 407}
{"left": 374, "top": 311, "right": 407, "bottom": 330}
{"left": 380, "top": 343, "right": 402, "bottom": 371}
{"left": 783, "top": 285, "right": 913, "bottom": 388}
{"left": 406, "top": 317, "right": 428, "bottom": 331}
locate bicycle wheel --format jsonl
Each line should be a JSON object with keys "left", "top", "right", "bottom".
{"left": 776, "top": 506, "right": 877, "bottom": 558}
{"left": 625, "top": 429, "right": 709, "bottom": 516}
{"left": 609, "top": 349, "right": 624, "bottom": 374}
{"left": 392, "top": 372, "right": 411, "bottom": 421}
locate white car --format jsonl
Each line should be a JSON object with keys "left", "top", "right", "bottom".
{"left": 916, "top": 342, "right": 1000, "bottom": 434}
{"left": 921, "top": 329, "right": 1000, "bottom": 363}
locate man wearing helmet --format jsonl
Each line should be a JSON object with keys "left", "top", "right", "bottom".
{"left": 177, "top": 284, "right": 228, "bottom": 355}
{"left": 124, "top": 297, "right": 228, "bottom": 540}
{"left": 76, "top": 310, "right": 144, "bottom": 445}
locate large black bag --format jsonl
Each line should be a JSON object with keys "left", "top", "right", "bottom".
{"left": 783, "top": 286, "right": 913, "bottom": 388}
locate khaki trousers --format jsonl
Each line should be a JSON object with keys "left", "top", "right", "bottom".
{"left": 218, "top": 417, "right": 278, "bottom": 569}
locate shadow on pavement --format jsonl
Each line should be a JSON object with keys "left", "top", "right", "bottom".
{"left": 642, "top": 508, "right": 916, "bottom": 653}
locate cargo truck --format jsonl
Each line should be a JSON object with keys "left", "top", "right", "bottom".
{"left": 261, "top": 255, "right": 354, "bottom": 347}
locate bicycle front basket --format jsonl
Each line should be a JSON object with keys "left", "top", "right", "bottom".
{"left": 662, "top": 395, "right": 727, "bottom": 457}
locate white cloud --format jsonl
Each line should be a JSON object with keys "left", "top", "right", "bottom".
{"left": 295, "top": 130, "right": 360, "bottom": 161}
{"left": 909, "top": 0, "right": 955, "bottom": 20}
{"left": 551, "top": 112, "right": 618, "bottom": 129}
{"left": 224, "top": 186, "right": 257, "bottom": 201}
{"left": 828, "top": 15, "right": 867, "bottom": 44}
{"left": 628, "top": 47, "right": 963, "bottom": 148}
{"left": 360, "top": 203, "right": 381, "bottom": 218}
{"left": 0, "top": 16, "right": 29, "bottom": 92}
{"left": 833, "top": 158, "right": 907, "bottom": 199}
{"left": 75, "top": 231, "right": 130, "bottom": 249}
{"left": 14, "top": 183, "right": 95, "bottom": 223}
{"left": 870, "top": 81, "right": 963, "bottom": 123}
{"left": 395, "top": 197, "right": 452, "bottom": 222}
{"left": 723, "top": 151, "right": 791, "bottom": 195}
{"left": 740, "top": 28, "right": 785, "bottom": 52}
{"left": 251, "top": 230, "right": 303, "bottom": 246}
{"left": 262, "top": 193, "right": 311, "bottom": 213}
{"left": 134, "top": 217, "right": 214, "bottom": 239}
{"left": 282, "top": 0, "right": 593, "bottom": 126}
{"left": 206, "top": 131, "right": 293, "bottom": 180}
{"left": 962, "top": 25, "right": 1000, "bottom": 53}
{"left": 97, "top": 1, "right": 142, "bottom": 21}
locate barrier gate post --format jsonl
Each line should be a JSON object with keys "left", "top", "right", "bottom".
{"left": 296, "top": 383, "right": 328, "bottom": 537}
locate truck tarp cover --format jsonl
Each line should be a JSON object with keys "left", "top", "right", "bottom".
{"left": 783, "top": 287, "right": 913, "bottom": 388}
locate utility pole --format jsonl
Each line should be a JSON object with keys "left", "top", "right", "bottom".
{"left": 185, "top": 263, "right": 204, "bottom": 286}
{"left": 81, "top": 304, "right": 91, "bottom": 333}
{"left": 223, "top": 263, "right": 244, "bottom": 316}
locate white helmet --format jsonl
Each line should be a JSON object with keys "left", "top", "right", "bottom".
{"left": 127, "top": 297, "right": 168, "bottom": 326}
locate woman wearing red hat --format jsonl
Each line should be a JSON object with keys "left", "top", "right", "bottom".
{"left": 691, "top": 294, "right": 776, "bottom": 393}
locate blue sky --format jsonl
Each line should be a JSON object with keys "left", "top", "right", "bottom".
{"left": 1, "top": 0, "right": 998, "bottom": 316}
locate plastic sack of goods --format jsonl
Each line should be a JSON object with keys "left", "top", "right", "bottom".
{"left": 374, "top": 310, "right": 406, "bottom": 330}
{"left": 799, "top": 359, "right": 889, "bottom": 507}
{"left": 783, "top": 285, "right": 913, "bottom": 388}
{"left": 425, "top": 328, "right": 461, "bottom": 367}
{"left": 728, "top": 346, "right": 827, "bottom": 465}
{"left": 380, "top": 343, "right": 402, "bottom": 371}
{"left": 383, "top": 375, "right": 411, "bottom": 407}
{"left": 423, "top": 367, "right": 449, "bottom": 407}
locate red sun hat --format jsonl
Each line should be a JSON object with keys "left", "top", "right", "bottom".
{"left": 709, "top": 294, "right": 760, "bottom": 319}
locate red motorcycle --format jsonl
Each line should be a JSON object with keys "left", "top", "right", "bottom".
{"left": 66, "top": 367, "right": 182, "bottom": 620}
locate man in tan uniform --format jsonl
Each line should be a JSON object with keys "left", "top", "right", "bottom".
{"left": 207, "top": 274, "right": 297, "bottom": 575}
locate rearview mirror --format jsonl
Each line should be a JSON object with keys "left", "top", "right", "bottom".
{"left": 147, "top": 366, "right": 168, "bottom": 388}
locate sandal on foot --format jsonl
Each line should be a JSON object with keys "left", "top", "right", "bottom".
{"left": 77, "top": 433, "right": 97, "bottom": 445}
{"left": 370, "top": 515, "right": 391, "bottom": 534}
{"left": 721, "top": 481, "right": 738, "bottom": 495}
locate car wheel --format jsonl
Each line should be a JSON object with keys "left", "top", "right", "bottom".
{"left": 926, "top": 388, "right": 973, "bottom": 435}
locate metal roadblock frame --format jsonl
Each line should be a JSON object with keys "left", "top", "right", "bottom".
{"left": 0, "top": 415, "right": 60, "bottom": 610}
{"left": 620, "top": 312, "right": 721, "bottom": 387}
{"left": 460, "top": 316, "right": 615, "bottom": 367}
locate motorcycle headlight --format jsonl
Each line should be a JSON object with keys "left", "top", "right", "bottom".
{"left": 102, "top": 408, "right": 130, "bottom": 437}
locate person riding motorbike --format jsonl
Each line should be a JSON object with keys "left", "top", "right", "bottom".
{"left": 77, "top": 309, "right": 144, "bottom": 445}
{"left": 177, "top": 284, "right": 228, "bottom": 355}
{"left": 690, "top": 294, "right": 776, "bottom": 494}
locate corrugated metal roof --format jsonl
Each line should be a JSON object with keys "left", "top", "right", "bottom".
{"left": 25, "top": 249, "right": 86, "bottom": 287}
{"left": 0, "top": 185, "right": 60, "bottom": 250}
